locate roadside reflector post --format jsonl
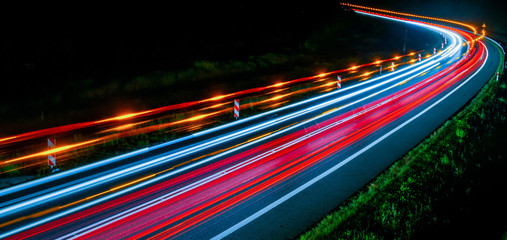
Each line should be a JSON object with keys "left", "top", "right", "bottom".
{"left": 233, "top": 99, "right": 240, "bottom": 119}
{"left": 497, "top": 72, "right": 500, "bottom": 81}
{"left": 337, "top": 75, "right": 342, "bottom": 89}
{"left": 434, "top": 47, "right": 436, "bottom": 54}
{"left": 418, "top": 53, "right": 421, "bottom": 62}
{"left": 391, "top": 62, "right": 395, "bottom": 71}
{"left": 47, "top": 138, "right": 59, "bottom": 173}
{"left": 442, "top": 42, "right": 444, "bottom": 49}
{"left": 444, "top": 37, "right": 447, "bottom": 45}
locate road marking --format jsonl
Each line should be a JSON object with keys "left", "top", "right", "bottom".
{"left": 396, "top": 80, "right": 409, "bottom": 86}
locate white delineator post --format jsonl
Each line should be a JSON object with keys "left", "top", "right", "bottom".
{"left": 233, "top": 99, "right": 240, "bottom": 119}
{"left": 391, "top": 62, "right": 395, "bottom": 71}
{"left": 418, "top": 53, "right": 422, "bottom": 62}
{"left": 337, "top": 75, "right": 342, "bottom": 89}
{"left": 497, "top": 72, "right": 500, "bottom": 81}
{"left": 434, "top": 48, "right": 436, "bottom": 54}
{"left": 445, "top": 37, "right": 447, "bottom": 45}
{"left": 442, "top": 42, "right": 444, "bottom": 49}
{"left": 48, "top": 138, "right": 56, "bottom": 169}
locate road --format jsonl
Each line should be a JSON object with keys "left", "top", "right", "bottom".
{"left": 0, "top": 5, "right": 503, "bottom": 240}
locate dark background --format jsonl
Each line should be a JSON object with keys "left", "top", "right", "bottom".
{"left": 1, "top": 0, "right": 504, "bottom": 81}
{"left": 1, "top": 1, "right": 339, "bottom": 82}
{"left": 5, "top": 0, "right": 502, "bottom": 82}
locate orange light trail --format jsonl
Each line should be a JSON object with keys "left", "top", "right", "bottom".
{"left": 341, "top": 3, "right": 478, "bottom": 34}
{"left": 94, "top": 111, "right": 153, "bottom": 124}
{"left": 1, "top": 139, "right": 102, "bottom": 165}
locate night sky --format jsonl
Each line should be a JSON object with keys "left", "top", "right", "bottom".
{"left": 2, "top": 0, "right": 503, "bottom": 85}
{"left": 1, "top": 2, "right": 339, "bottom": 77}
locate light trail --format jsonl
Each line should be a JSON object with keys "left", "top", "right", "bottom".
{"left": 2, "top": 8, "right": 465, "bottom": 238}
{"left": 0, "top": 4, "right": 496, "bottom": 240}
{"left": 0, "top": 40, "right": 446, "bottom": 203}
{"left": 341, "top": 3, "right": 478, "bottom": 34}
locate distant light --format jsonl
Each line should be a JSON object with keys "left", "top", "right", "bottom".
{"left": 210, "top": 95, "right": 227, "bottom": 101}
{"left": 95, "top": 111, "right": 152, "bottom": 123}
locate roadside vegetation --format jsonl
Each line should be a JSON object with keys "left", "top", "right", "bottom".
{"left": 298, "top": 45, "right": 506, "bottom": 239}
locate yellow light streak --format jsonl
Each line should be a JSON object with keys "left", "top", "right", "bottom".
{"left": 209, "top": 94, "right": 230, "bottom": 101}
{"left": 0, "top": 136, "right": 17, "bottom": 143}
{"left": 95, "top": 111, "right": 152, "bottom": 123}
{"left": 271, "top": 82, "right": 286, "bottom": 88}
{"left": 201, "top": 102, "right": 230, "bottom": 110}
{"left": 341, "top": 3, "right": 477, "bottom": 34}
{"left": 1, "top": 139, "right": 102, "bottom": 165}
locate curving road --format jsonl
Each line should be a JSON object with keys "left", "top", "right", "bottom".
{"left": 0, "top": 6, "right": 504, "bottom": 240}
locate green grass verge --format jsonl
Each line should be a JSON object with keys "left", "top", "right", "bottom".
{"left": 298, "top": 43, "right": 506, "bottom": 239}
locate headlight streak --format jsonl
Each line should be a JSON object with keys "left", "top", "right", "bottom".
{"left": 52, "top": 39, "right": 487, "bottom": 240}
{"left": 0, "top": 31, "right": 449, "bottom": 209}
{"left": 0, "top": 10, "right": 469, "bottom": 239}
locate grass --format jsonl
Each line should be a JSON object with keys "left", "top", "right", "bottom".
{"left": 298, "top": 42, "right": 506, "bottom": 239}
